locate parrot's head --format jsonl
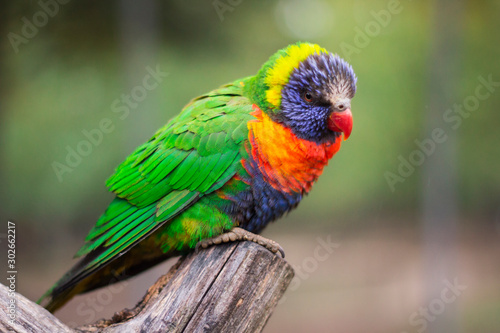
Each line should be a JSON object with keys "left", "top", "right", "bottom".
{"left": 251, "top": 43, "right": 357, "bottom": 144}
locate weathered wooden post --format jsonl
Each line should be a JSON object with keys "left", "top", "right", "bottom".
{"left": 1, "top": 241, "right": 294, "bottom": 332}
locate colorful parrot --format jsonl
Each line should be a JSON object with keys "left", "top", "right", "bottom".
{"left": 38, "top": 42, "right": 357, "bottom": 312}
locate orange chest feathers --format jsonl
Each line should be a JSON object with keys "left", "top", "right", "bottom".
{"left": 245, "top": 106, "right": 342, "bottom": 194}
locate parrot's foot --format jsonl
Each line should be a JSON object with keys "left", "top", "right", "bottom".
{"left": 195, "top": 227, "right": 285, "bottom": 258}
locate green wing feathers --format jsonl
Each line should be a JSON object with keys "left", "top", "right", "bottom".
{"left": 39, "top": 80, "right": 255, "bottom": 310}
{"left": 84, "top": 82, "right": 252, "bottom": 257}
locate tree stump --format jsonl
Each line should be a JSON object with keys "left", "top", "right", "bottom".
{"left": 0, "top": 241, "right": 295, "bottom": 332}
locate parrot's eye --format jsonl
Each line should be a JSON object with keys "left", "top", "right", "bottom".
{"left": 338, "top": 104, "right": 345, "bottom": 111}
{"left": 303, "top": 91, "right": 313, "bottom": 103}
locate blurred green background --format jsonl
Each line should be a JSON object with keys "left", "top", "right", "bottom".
{"left": 1, "top": 0, "right": 499, "bottom": 332}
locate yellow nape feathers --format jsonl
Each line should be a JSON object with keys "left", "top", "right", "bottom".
{"left": 264, "top": 43, "right": 327, "bottom": 108}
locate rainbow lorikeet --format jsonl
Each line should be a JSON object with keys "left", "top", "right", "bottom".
{"left": 39, "top": 42, "right": 357, "bottom": 312}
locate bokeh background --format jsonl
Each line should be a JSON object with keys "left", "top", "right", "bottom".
{"left": 1, "top": 0, "right": 499, "bottom": 332}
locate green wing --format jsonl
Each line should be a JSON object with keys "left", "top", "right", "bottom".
{"left": 60, "top": 80, "right": 254, "bottom": 287}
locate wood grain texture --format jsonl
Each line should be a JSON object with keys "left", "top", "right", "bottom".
{"left": 0, "top": 283, "right": 73, "bottom": 333}
{"left": 0, "top": 241, "right": 294, "bottom": 333}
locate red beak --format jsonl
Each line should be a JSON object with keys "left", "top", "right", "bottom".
{"left": 327, "top": 108, "right": 353, "bottom": 140}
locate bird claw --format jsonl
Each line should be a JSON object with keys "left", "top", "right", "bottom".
{"left": 194, "top": 240, "right": 210, "bottom": 254}
{"left": 276, "top": 245, "right": 286, "bottom": 258}
{"left": 194, "top": 227, "right": 285, "bottom": 258}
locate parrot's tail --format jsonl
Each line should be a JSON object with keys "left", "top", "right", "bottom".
{"left": 37, "top": 285, "right": 79, "bottom": 313}
{"left": 38, "top": 245, "right": 176, "bottom": 313}
{"left": 36, "top": 261, "right": 125, "bottom": 313}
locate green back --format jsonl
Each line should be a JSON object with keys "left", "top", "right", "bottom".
{"left": 59, "top": 79, "right": 255, "bottom": 287}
